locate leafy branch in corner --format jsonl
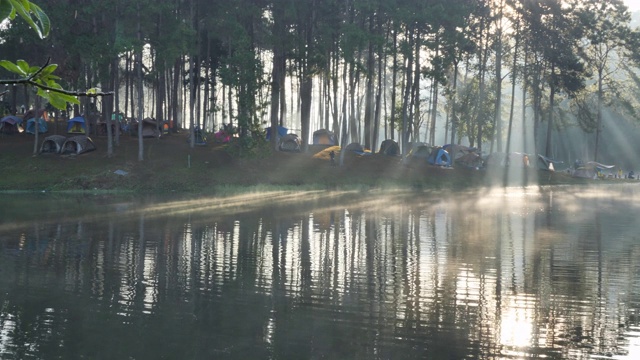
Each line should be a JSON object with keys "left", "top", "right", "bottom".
{"left": 0, "top": 58, "right": 113, "bottom": 109}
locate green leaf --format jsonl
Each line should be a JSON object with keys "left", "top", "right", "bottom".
{"left": 55, "top": 93, "right": 79, "bottom": 105}
{"left": 35, "top": 87, "right": 49, "bottom": 100}
{"left": 0, "top": 60, "right": 25, "bottom": 76}
{"left": 29, "top": 3, "right": 49, "bottom": 38}
{"left": 0, "top": 0, "right": 12, "bottom": 21}
{"left": 16, "top": 59, "right": 30, "bottom": 74}
{"left": 7, "top": 0, "right": 47, "bottom": 38}
{"left": 48, "top": 93, "right": 68, "bottom": 110}
{"left": 39, "top": 63, "right": 58, "bottom": 77}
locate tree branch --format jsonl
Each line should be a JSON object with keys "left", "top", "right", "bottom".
{"left": 0, "top": 60, "right": 114, "bottom": 97}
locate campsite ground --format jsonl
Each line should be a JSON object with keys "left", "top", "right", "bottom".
{"left": 0, "top": 125, "right": 620, "bottom": 193}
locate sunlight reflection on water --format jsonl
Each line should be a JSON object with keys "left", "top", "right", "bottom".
{"left": 0, "top": 184, "right": 640, "bottom": 359}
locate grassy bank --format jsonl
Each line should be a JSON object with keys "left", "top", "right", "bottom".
{"left": 0, "top": 129, "right": 625, "bottom": 193}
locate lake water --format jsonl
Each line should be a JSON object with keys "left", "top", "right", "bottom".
{"left": 1, "top": 186, "right": 640, "bottom": 359}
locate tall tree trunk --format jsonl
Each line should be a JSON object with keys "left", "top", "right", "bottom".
{"left": 269, "top": 53, "right": 283, "bottom": 150}
{"left": 324, "top": 56, "right": 331, "bottom": 130}
{"left": 156, "top": 65, "right": 165, "bottom": 133}
{"left": 300, "top": 75, "right": 312, "bottom": 151}
{"left": 300, "top": 1, "right": 315, "bottom": 152}
{"left": 476, "top": 43, "right": 489, "bottom": 151}
{"left": 32, "top": 95, "right": 40, "bottom": 155}
{"left": 113, "top": 55, "right": 120, "bottom": 146}
{"left": 106, "top": 60, "right": 115, "bottom": 157}
{"left": 429, "top": 36, "right": 440, "bottom": 146}
{"left": 332, "top": 43, "right": 340, "bottom": 139}
{"left": 545, "top": 76, "right": 556, "bottom": 158}
{"left": 506, "top": 26, "right": 520, "bottom": 156}
{"left": 411, "top": 32, "right": 420, "bottom": 144}
{"left": 363, "top": 16, "right": 375, "bottom": 150}
{"left": 594, "top": 68, "right": 603, "bottom": 161}
{"left": 188, "top": 0, "right": 197, "bottom": 148}
{"left": 494, "top": 2, "right": 504, "bottom": 152}
{"left": 449, "top": 62, "right": 459, "bottom": 146}
{"left": 339, "top": 55, "right": 349, "bottom": 166}
{"left": 136, "top": 8, "right": 144, "bottom": 162}
{"left": 189, "top": 55, "right": 197, "bottom": 148}
{"left": 373, "top": 38, "right": 383, "bottom": 152}
{"left": 401, "top": 28, "right": 414, "bottom": 159}
{"left": 390, "top": 29, "right": 398, "bottom": 141}
{"left": 521, "top": 51, "right": 528, "bottom": 154}
{"left": 348, "top": 61, "right": 358, "bottom": 144}
{"left": 172, "top": 59, "right": 180, "bottom": 131}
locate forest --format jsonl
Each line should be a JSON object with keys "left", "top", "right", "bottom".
{"left": 2, "top": 0, "right": 640, "bottom": 166}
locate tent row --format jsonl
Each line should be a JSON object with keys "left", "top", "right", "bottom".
{"left": 1, "top": 115, "right": 89, "bottom": 135}
{"left": 40, "top": 135, "right": 96, "bottom": 155}
{"left": 245, "top": 125, "right": 601, "bottom": 174}
{"left": 1, "top": 115, "right": 49, "bottom": 135}
{"left": 265, "top": 126, "right": 301, "bottom": 152}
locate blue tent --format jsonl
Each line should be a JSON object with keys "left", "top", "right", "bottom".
{"left": 0, "top": 115, "right": 23, "bottom": 134}
{"left": 427, "top": 147, "right": 452, "bottom": 167}
{"left": 67, "top": 116, "right": 87, "bottom": 134}
{"left": 190, "top": 126, "right": 207, "bottom": 146}
{"left": 25, "top": 118, "right": 48, "bottom": 134}
{"left": 266, "top": 126, "right": 288, "bottom": 140}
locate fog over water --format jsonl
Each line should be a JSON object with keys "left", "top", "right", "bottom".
{"left": 1, "top": 186, "right": 640, "bottom": 359}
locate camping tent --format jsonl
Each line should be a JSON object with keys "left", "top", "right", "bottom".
{"left": 130, "top": 118, "right": 161, "bottom": 138}
{"left": 571, "top": 161, "right": 615, "bottom": 179}
{"left": 456, "top": 153, "right": 483, "bottom": 169}
{"left": 279, "top": 134, "right": 301, "bottom": 152}
{"left": 427, "top": 147, "right": 452, "bottom": 166}
{"left": 25, "top": 118, "right": 48, "bottom": 134}
{"left": 190, "top": 127, "right": 207, "bottom": 146}
{"left": 0, "top": 115, "right": 23, "bottom": 134}
{"left": 40, "top": 135, "right": 67, "bottom": 154}
{"left": 313, "top": 129, "right": 336, "bottom": 145}
{"left": 213, "top": 130, "right": 231, "bottom": 143}
{"left": 212, "top": 123, "right": 235, "bottom": 143}
{"left": 379, "top": 139, "right": 400, "bottom": 156}
{"left": 443, "top": 144, "right": 476, "bottom": 161}
{"left": 67, "top": 116, "right": 87, "bottom": 134}
{"left": 266, "top": 126, "right": 288, "bottom": 141}
{"left": 61, "top": 135, "right": 96, "bottom": 155}
{"left": 344, "top": 142, "right": 365, "bottom": 154}
{"left": 407, "top": 145, "right": 432, "bottom": 160}
{"left": 537, "top": 154, "right": 563, "bottom": 171}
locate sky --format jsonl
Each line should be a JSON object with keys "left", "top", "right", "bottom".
{"left": 626, "top": 0, "right": 640, "bottom": 12}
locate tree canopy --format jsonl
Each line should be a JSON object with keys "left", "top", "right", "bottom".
{"left": 2, "top": 0, "right": 640, "bottom": 165}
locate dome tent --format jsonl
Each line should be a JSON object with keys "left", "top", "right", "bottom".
{"left": 279, "top": 134, "right": 301, "bottom": 152}
{"left": 0, "top": 115, "right": 23, "bottom": 134}
{"left": 67, "top": 116, "right": 87, "bottom": 134}
{"left": 61, "top": 135, "right": 96, "bottom": 155}
{"left": 427, "top": 147, "right": 452, "bottom": 167}
{"left": 40, "top": 135, "right": 67, "bottom": 154}
{"left": 378, "top": 139, "right": 400, "bottom": 156}
{"left": 313, "top": 129, "right": 336, "bottom": 145}
{"left": 26, "top": 117, "right": 48, "bottom": 134}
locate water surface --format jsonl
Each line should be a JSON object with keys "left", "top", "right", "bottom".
{"left": 1, "top": 186, "right": 639, "bottom": 359}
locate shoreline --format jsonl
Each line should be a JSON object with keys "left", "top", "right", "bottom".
{"left": 1, "top": 131, "right": 636, "bottom": 194}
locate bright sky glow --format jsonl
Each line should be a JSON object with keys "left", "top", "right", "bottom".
{"left": 626, "top": 0, "right": 640, "bottom": 12}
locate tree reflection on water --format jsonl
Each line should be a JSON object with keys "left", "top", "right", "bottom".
{"left": 1, "top": 186, "right": 640, "bottom": 359}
